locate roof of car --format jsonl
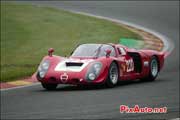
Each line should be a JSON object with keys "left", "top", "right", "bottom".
{"left": 79, "top": 43, "right": 128, "bottom": 50}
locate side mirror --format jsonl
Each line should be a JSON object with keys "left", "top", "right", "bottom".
{"left": 48, "top": 48, "right": 54, "bottom": 57}
{"left": 105, "top": 49, "right": 111, "bottom": 57}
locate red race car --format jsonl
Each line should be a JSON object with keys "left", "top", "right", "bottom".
{"left": 36, "top": 43, "right": 165, "bottom": 90}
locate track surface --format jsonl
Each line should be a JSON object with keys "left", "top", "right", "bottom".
{"left": 1, "top": 1, "right": 179, "bottom": 119}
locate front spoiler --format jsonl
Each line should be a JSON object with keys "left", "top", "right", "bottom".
{"left": 36, "top": 70, "right": 107, "bottom": 85}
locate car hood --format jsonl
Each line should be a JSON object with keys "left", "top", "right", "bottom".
{"left": 54, "top": 58, "right": 94, "bottom": 72}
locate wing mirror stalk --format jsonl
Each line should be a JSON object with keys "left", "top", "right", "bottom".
{"left": 48, "top": 48, "right": 54, "bottom": 57}
{"left": 105, "top": 49, "right": 111, "bottom": 58}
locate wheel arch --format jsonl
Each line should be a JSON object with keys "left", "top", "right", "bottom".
{"left": 112, "top": 60, "right": 119, "bottom": 68}
{"left": 151, "top": 55, "right": 160, "bottom": 72}
{"left": 112, "top": 60, "right": 120, "bottom": 79}
{"left": 105, "top": 60, "right": 119, "bottom": 87}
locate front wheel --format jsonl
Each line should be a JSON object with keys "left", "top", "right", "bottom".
{"left": 106, "top": 62, "right": 119, "bottom": 88}
{"left": 141, "top": 56, "right": 159, "bottom": 81}
{"left": 41, "top": 83, "right": 57, "bottom": 90}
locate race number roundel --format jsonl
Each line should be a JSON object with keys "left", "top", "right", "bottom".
{"left": 125, "top": 59, "right": 134, "bottom": 72}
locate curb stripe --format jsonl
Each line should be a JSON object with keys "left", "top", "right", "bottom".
{"left": 0, "top": 83, "right": 40, "bottom": 91}
{"left": 8, "top": 81, "right": 32, "bottom": 86}
{"left": 0, "top": 83, "right": 16, "bottom": 89}
{"left": 0, "top": 75, "right": 38, "bottom": 90}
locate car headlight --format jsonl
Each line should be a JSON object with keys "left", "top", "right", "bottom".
{"left": 94, "top": 63, "right": 101, "bottom": 75}
{"left": 88, "top": 73, "right": 96, "bottom": 81}
{"left": 41, "top": 61, "right": 49, "bottom": 70}
{"left": 38, "top": 60, "right": 50, "bottom": 78}
{"left": 39, "top": 71, "right": 46, "bottom": 78}
{"left": 86, "top": 62, "right": 102, "bottom": 81}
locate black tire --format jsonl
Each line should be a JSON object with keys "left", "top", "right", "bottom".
{"left": 106, "top": 62, "right": 119, "bottom": 88}
{"left": 141, "top": 56, "right": 159, "bottom": 81}
{"left": 41, "top": 83, "right": 57, "bottom": 90}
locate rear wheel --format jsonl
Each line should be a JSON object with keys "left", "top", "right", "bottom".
{"left": 141, "top": 56, "right": 159, "bottom": 81}
{"left": 41, "top": 83, "right": 57, "bottom": 90}
{"left": 106, "top": 62, "right": 119, "bottom": 87}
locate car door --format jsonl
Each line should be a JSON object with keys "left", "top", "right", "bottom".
{"left": 117, "top": 47, "right": 134, "bottom": 79}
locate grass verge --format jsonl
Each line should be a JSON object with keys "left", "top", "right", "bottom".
{"left": 1, "top": 2, "right": 142, "bottom": 82}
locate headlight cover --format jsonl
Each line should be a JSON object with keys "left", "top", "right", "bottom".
{"left": 38, "top": 60, "right": 50, "bottom": 78}
{"left": 86, "top": 62, "right": 102, "bottom": 81}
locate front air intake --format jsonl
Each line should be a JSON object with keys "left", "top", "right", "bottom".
{"left": 66, "top": 62, "right": 83, "bottom": 67}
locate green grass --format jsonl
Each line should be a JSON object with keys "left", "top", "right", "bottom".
{"left": 119, "top": 38, "right": 144, "bottom": 49}
{"left": 0, "top": 2, "right": 142, "bottom": 82}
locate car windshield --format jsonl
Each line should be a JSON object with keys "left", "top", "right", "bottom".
{"left": 71, "top": 44, "right": 115, "bottom": 57}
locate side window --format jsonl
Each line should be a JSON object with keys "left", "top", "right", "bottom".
{"left": 118, "top": 47, "right": 126, "bottom": 55}
{"left": 98, "top": 45, "right": 116, "bottom": 57}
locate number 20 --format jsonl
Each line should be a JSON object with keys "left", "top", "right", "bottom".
{"left": 125, "top": 59, "right": 134, "bottom": 72}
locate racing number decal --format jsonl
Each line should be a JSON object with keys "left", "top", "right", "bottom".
{"left": 125, "top": 59, "right": 134, "bottom": 72}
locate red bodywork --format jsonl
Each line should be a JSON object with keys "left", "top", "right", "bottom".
{"left": 36, "top": 44, "right": 165, "bottom": 85}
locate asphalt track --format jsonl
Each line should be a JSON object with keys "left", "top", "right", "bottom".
{"left": 1, "top": 1, "right": 179, "bottom": 119}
